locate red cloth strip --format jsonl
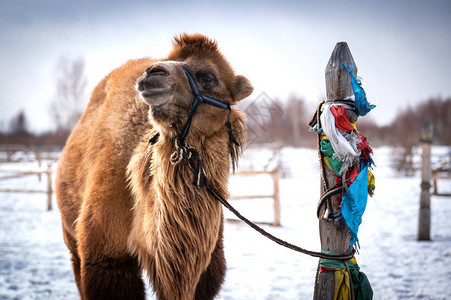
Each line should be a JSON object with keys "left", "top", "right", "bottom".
{"left": 330, "top": 105, "right": 355, "bottom": 133}
{"left": 319, "top": 267, "right": 335, "bottom": 273}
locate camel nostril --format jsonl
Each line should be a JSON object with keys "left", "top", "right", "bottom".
{"left": 146, "top": 66, "right": 169, "bottom": 77}
{"left": 137, "top": 79, "right": 145, "bottom": 92}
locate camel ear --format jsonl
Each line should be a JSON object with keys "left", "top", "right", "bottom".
{"left": 233, "top": 75, "right": 253, "bottom": 101}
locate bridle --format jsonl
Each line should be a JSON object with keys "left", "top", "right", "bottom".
{"left": 179, "top": 66, "right": 239, "bottom": 145}
{"left": 147, "top": 65, "right": 240, "bottom": 188}
{"left": 149, "top": 65, "right": 239, "bottom": 146}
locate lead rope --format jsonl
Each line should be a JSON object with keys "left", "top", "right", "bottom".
{"left": 206, "top": 184, "right": 355, "bottom": 260}
{"left": 162, "top": 133, "right": 355, "bottom": 260}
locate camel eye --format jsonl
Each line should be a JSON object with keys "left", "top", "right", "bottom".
{"left": 196, "top": 71, "right": 217, "bottom": 90}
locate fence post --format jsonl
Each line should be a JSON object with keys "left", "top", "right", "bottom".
{"left": 46, "top": 163, "right": 53, "bottom": 211}
{"left": 272, "top": 168, "right": 281, "bottom": 226}
{"left": 418, "top": 121, "right": 433, "bottom": 241}
{"left": 432, "top": 173, "right": 438, "bottom": 195}
{"left": 313, "top": 42, "right": 355, "bottom": 299}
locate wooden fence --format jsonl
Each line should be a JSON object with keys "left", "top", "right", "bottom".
{"left": 230, "top": 168, "right": 281, "bottom": 226}
{"left": 0, "top": 145, "right": 60, "bottom": 165}
{"left": 0, "top": 163, "right": 54, "bottom": 210}
{"left": 432, "top": 166, "right": 451, "bottom": 197}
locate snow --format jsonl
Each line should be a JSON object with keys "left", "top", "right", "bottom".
{"left": 0, "top": 146, "right": 450, "bottom": 299}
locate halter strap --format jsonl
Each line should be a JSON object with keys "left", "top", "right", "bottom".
{"left": 180, "top": 66, "right": 238, "bottom": 145}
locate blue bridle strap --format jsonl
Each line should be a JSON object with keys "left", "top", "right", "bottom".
{"left": 180, "top": 66, "right": 238, "bottom": 145}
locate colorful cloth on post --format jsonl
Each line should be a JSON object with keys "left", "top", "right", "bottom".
{"left": 348, "top": 260, "right": 373, "bottom": 300}
{"left": 321, "top": 139, "right": 343, "bottom": 176}
{"left": 357, "top": 134, "right": 373, "bottom": 164}
{"left": 320, "top": 103, "right": 361, "bottom": 175}
{"left": 341, "top": 161, "right": 370, "bottom": 246}
{"left": 334, "top": 269, "right": 350, "bottom": 300}
{"left": 368, "top": 169, "right": 375, "bottom": 197}
{"left": 330, "top": 105, "right": 355, "bottom": 133}
{"left": 319, "top": 254, "right": 373, "bottom": 300}
{"left": 343, "top": 64, "right": 376, "bottom": 117}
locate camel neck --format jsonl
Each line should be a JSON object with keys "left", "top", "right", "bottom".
{"left": 152, "top": 131, "right": 231, "bottom": 201}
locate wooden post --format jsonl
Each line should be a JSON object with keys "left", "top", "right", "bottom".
{"left": 37, "top": 151, "right": 42, "bottom": 181}
{"left": 418, "top": 121, "right": 433, "bottom": 241}
{"left": 291, "top": 101, "right": 302, "bottom": 146}
{"left": 432, "top": 173, "right": 438, "bottom": 195}
{"left": 46, "top": 163, "right": 53, "bottom": 211}
{"left": 272, "top": 168, "right": 281, "bottom": 226}
{"left": 37, "top": 151, "right": 42, "bottom": 168}
{"left": 313, "top": 42, "right": 355, "bottom": 299}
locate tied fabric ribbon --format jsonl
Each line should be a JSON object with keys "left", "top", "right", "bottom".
{"left": 330, "top": 105, "right": 355, "bottom": 133}
{"left": 321, "top": 139, "right": 343, "bottom": 176}
{"left": 320, "top": 103, "right": 361, "bottom": 176}
{"left": 335, "top": 269, "right": 351, "bottom": 300}
{"left": 343, "top": 64, "right": 376, "bottom": 117}
{"left": 358, "top": 134, "right": 373, "bottom": 164}
{"left": 341, "top": 161, "right": 371, "bottom": 247}
{"left": 319, "top": 252, "right": 373, "bottom": 300}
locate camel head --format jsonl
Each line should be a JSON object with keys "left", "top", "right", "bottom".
{"left": 136, "top": 33, "right": 253, "bottom": 140}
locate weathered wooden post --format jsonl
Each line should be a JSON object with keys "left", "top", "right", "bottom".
{"left": 312, "top": 42, "right": 356, "bottom": 299}
{"left": 272, "top": 167, "right": 281, "bottom": 226}
{"left": 418, "top": 121, "right": 433, "bottom": 241}
{"left": 46, "top": 163, "right": 53, "bottom": 211}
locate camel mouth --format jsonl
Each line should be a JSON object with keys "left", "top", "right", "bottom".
{"left": 139, "top": 87, "right": 175, "bottom": 111}
{"left": 140, "top": 87, "right": 174, "bottom": 98}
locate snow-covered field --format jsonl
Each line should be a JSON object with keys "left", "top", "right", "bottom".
{"left": 0, "top": 146, "right": 450, "bottom": 299}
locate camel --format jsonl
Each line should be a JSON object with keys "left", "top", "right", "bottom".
{"left": 55, "top": 33, "right": 253, "bottom": 300}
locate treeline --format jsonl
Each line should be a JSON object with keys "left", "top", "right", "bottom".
{"left": 1, "top": 88, "right": 450, "bottom": 149}
{"left": 352, "top": 97, "right": 451, "bottom": 147}
{"left": 245, "top": 96, "right": 451, "bottom": 148}
{"left": 386, "top": 97, "right": 450, "bottom": 147}
{"left": 0, "top": 110, "right": 70, "bottom": 146}
{"left": 244, "top": 95, "right": 316, "bottom": 148}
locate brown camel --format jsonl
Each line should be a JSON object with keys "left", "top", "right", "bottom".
{"left": 55, "top": 33, "right": 253, "bottom": 300}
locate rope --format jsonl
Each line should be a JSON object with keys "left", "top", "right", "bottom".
{"left": 316, "top": 186, "right": 342, "bottom": 218}
{"left": 165, "top": 133, "right": 355, "bottom": 260}
{"left": 206, "top": 185, "right": 355, "bottom": 260}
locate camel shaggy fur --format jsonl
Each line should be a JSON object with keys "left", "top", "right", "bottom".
{"left": 55, "top": 33, "right": 252, "bottom": 299}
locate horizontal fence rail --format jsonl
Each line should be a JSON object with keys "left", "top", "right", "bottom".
{"left": 230, "top": 168, "right": 280, "bottom": 226}
{"left": 432, "top": 168, "right": 451, "bottom": 197}
{"left": 0, "top": 164, "right": 54, "bottom": 210}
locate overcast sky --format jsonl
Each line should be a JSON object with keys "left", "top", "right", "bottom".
{"left": 1, "top": 0, "right": 450, "bottom": 132}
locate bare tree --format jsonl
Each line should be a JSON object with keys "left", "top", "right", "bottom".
{"left": 50, "top": 56, "right": 88, "bottom": 136}
{"left": 9, "top": 110, "right": 29, "bottom": 137}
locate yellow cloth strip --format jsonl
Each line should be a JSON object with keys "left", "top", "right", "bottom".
{"left": 327, "top": 258, "right": 356, "bottom": 300}
{"left": 323, "top": 157, "right": 334, "bottom": 172}
{"left": 334, "top": 269, "right": 350, "bottom": 300}
{"left": 368, "top": 170, "right": 375, "bottom": 187}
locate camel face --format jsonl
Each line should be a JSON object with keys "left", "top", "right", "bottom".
{"left": 136, "top": 61, "right": 192, "bottom": 128}
{"left": 136, "top": 38, "right": 253, "bottom": 138}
